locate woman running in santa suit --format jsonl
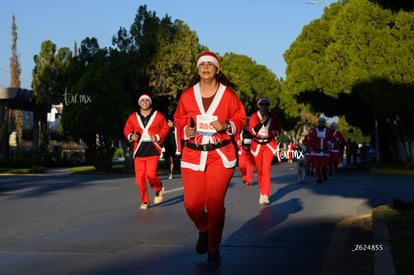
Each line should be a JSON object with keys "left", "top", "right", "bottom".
{"left": 249, "top": 97, "right": 282, "bottom": 205}
{"left": 174, "top": 52, "right": 246, "bottom": 265}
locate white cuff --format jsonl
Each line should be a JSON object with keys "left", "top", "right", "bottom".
{"left": 183, "top": 125, "right": 192, "bottom": 140}
{"left": 226, "top": 121, "right": 235, "bottom": 135}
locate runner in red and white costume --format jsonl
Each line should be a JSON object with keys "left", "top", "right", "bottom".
{"left": 124, "top": 94, "right": 169, "bottom": 209}
{"left": 249, "top": 97, "right": 282, "bottom": 205}
{"left": 236, "top": 117, "right": 256, "bottom": 186}
{"left": 328, "top": 122, "right": 345, "bottom": 175}
{"left": 174, "top": 52, "right": 246, "bottom": 265}
{"left": 303, "top": 134, "right": 314, "bottom": 176}
{"left": 307, "top": 116, "right": 334, "bottom": 183}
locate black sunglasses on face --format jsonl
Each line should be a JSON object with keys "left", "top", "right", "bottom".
{"left": 259, "top": 102, "right": 269, "bottom": 106}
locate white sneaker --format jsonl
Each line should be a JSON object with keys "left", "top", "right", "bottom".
{"left": 140, "top": 202, "right": 149, "bottom": 210}
{"left": 262, "top": 195, "right": 270, "bottom": 205}
{"left": 154, "top": 187, "right": 164, "bottom": 204}
{"left": 168, "top": 173, "right": 173, "bottom": 180}
{"left": 259, "top": 194, "right": 265, "bottom": 205}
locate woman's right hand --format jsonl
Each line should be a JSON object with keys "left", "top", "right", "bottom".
{"left": 185, "top": 125, "right": 196, "bottom": 138}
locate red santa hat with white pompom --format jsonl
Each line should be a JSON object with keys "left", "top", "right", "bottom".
{"left": 196, "top": 52, "right": 221, "bottom": 70}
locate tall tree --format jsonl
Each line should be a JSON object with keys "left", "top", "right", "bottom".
{"left": 284, "top": 0, "right": 414, "bottom": 163}
{"left": 10, "top": 14, "right": 21, "bottom": 88}
{"left": 147, "top": 19, "right": 207, "bottom": 114}
{"left": 111, "top": 5, "right": 203, "bottom": 115}
{"left": 0, "top": 14, "right": 23, "bottom": 158}
{"left": 60, "top": 38, "right": 132, "bottom": 171}
{"left": 220, "top": 53, "right": 283, "bottom": 116}
{"left": 9, "top": 13, "right": 23, "bottom": 150}
{"left": 32, "top": 40, "right": 73, "bottom": 104}
{"left": 32, "top": 40, "right": 73, "bottom": 159}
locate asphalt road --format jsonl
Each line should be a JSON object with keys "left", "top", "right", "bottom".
{"left": 0, "top": 162, "right": 413, "bottom": 275}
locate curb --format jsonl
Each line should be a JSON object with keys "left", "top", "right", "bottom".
{"left": 321, "top": 214, "right": 371, "bottom": 275}
{"left": 372, "top": 206, "right": 396, "bottom": 275}
{"left": 370, "top": 166, "right": 414, "bottom": 175}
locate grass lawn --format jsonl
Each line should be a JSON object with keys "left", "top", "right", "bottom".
{"left": 383, "top": 207, "right": 414, "bottom": 275}
{"left": 0, "top": 165, "right": 44, "bottom": 174}
{"left": 68, "top": 165, "right": 134, "bottom": 176}
{"left": 68, "top": 163, "right": 170, "bottom": 176}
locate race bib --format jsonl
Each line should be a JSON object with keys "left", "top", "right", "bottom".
{"left": 196, "top": 115, "right": 217, "bottom": 136}
{"left": 244, "top": 138, "right": 252, "bottom": 145}
{"left": 258, "top": 127, "right": 269, "bottom": 138}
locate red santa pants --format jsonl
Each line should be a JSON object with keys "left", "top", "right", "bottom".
{"left": 312, "top": 155, "right": 329, "bottom": 181}
{"left": 288, "top": 150, "right": 294, "bottom": 162}
{"left": 134, "top": 156, "right": 163, "bottom": 204}
{"left": 329, "top": 151, "right": 340, "bottom": 174}
{"left": 306, "top": 154, "right": 314, "bottom": 173}
{"left": 253, "top": 146, "right": 275, "bottom": 196}
{"left": 181, "top": 150, "right": 234, "bottom": 254}
{"left": 239, "top": 150, "right": 255, "bottom": 184}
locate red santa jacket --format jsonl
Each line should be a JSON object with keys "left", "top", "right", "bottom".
{"left": 124, "top": 110, "right": 169, "bottom": 157}
{"left": 303, "top": 134, "right": 313, "bottom": 156}
{"left": 330, "top": 129, "right": 345, "bottom": 153}
{"left": 249, "top": 111, "right": 282, "bottom": 157}
{"left": 174, "top": 83, "right": 246, "bottom": 171}
{"left": 308, "top": 126, "right": 334, "bottom": 157}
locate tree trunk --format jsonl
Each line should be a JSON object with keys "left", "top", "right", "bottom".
{"left": 387, "top": 115, "right": 413, "bottom": 164}
{"left": 0, "top": 104, "right": 10, "bottom": 159}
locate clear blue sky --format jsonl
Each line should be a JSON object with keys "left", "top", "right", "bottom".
{"left": 0, "top": 0, "right": 328, "bottom": 89}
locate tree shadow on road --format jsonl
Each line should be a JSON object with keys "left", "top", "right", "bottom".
{"left": 0, "top": 175, "right": 103, "bottom": 199}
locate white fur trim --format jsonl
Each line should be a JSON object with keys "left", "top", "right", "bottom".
{"left": 197, "top": 55, "right": 220, "bottom": 69}
{"left": 138, "top": 94, "right": 152, "bottom": 105}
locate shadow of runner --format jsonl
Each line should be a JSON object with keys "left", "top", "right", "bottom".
{"left": 159, "top": 194, "right": 184, "bottom": 207}
{"left": 269, "top": 182, "right": 302, "bottom": 203}
{"left": 224, "top": 198, "right": 303, "bottom": 246}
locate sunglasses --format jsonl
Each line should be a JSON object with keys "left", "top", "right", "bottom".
{"left": 259, "top": 102, "right": 269, "bottom": 106}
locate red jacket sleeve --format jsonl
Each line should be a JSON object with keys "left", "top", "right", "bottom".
{"left": 153, "top": 112, "right": 169, "bottom": 145}
{"left": 124, "top": 113, "right": 137, "bottom": 141}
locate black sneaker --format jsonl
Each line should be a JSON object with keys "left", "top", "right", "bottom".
{"left": 196, "top": 230, "right": 208, "bottom": 254}
{"left": 207, "top": 249, "right": 221, "bottom": 266}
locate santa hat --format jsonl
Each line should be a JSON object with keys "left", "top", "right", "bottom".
{"left": 318, "top": 115, "right": 327, "bottom": 122}
{"left": 257, "top": 97, "right": 270, "bottom": 107}
{"left": 138, "top": 94, "right": 152, "bottom": 105}
{"left": 197, "top": 52, "right": 220, "bottom": 70}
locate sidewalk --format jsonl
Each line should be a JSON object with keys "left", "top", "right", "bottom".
{"left": 321, "top": 164, "right": 413, "bottom": 275}
{"left": 372, "top": 206, "right": 396, "bottom": 275}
